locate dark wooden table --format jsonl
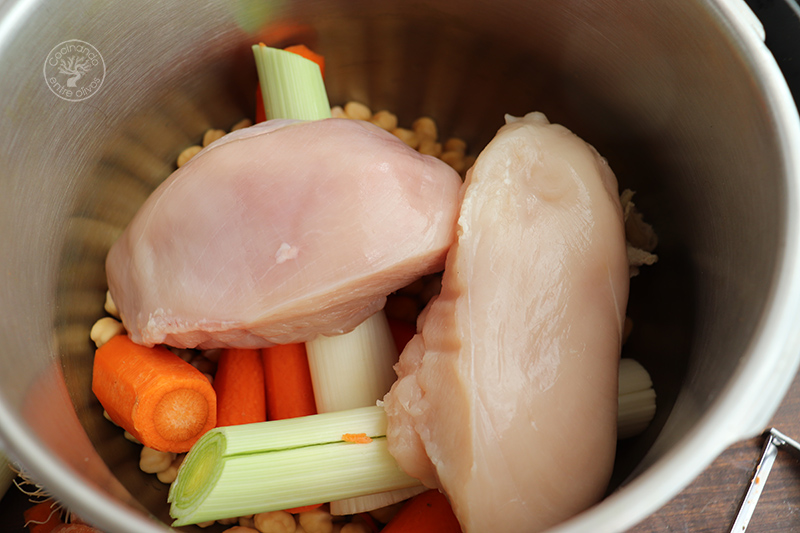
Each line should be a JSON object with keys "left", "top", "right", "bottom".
{"left": 3, "top": 371, "right": 800, "bottom": 532}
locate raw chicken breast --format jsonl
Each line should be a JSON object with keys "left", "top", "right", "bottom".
{"left": 383, "top": 112, "right": 629, "bottom": 532}
{"left": 106, "top": 118, "right": 461, "bottom": 349}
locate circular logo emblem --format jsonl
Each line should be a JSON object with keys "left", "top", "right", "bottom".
{"left": 43, "top": 40, "right": 105, "bottom": 102}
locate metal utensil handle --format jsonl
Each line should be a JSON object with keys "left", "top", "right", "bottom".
{"left": 729, "top": 428, "right": 800, "bottom": 532}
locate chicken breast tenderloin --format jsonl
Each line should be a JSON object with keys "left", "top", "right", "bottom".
{"left": 106, "top": 118, "right": 462, "bottom": 349}
{"left": 383, "top": 112, "right": 630, "bottom": 532}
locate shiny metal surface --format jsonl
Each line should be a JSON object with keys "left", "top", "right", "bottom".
{"left": 1, "top": 0, "right": 800, "bottom": 532}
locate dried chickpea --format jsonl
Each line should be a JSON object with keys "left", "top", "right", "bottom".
{"left": 298, "top": 507, "right": 333, "bottom": 533}
{"left": 139, "top": 446, "right": 175, "bottom": 474}
{"left": 156, "top": 454, "right": 184, "bottom": 484}
{"left": 190, "top": 356, "right": 216, "bottom": 375}
{"left": 340, "top": 523, "right": 370, "bottom": 533}
{"left": 368, "top": 501, "right": 404, "bottom": 524}
{"left": 123, "top": 431, "right": 141, "bottom": 444}
{"left": 344, "top": 101, "right": 372, "bottom": 121}
{"left": 440, "top": 150, "right": 465, "bottom": 174}
{"left": 370, "top": 110, "right": 398, "bottom": 131}
{"left": 203, "top": 128, "right": 226, "bottom": 147}
{"left": 169, "top": 347, "right": 195, "bottom": 362}
{"left": 202, "top": 348, "right": 222, "bottom": 363}
{"left": 418, "top": 139, "right": 442, "bottom": 158}
{"left": 253, "top": 510, "right": 296, "bottom": 533}
{"left": 330, "top": 105, "right": 347, "bottom": 118}
{"left": 443, "top": 137, "right": 467, "bottom": 154}
{"left": 412, "top": 116, "right": 437, "bottom": 142}
{"left": 226, "top": 528, "right": 259, "bottom": 533}
{"left": 90, "top": 317, "right": 124, "bottom": 348}
{"left": 231, "top": 118, "right": 253, "bottom": 131}
{"left": 177, "top": 145, "right": 202, "bottom": 167}
{"left": 218, "top": 517, "right": 239, "bottom": 525}
{"left": 104, "top": 290, "right": 119, "bottom": 318}
{"left": 239, "top": 515, "right": 256, "bottom": 528}
{"left": 390, "top": 127, "right": 419, "bottom": 149}
{"left": 196, "top": 520, "right": 215, "bottom": 528}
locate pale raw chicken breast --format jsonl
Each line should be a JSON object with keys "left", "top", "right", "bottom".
{"left": 106, "top": 118, "right": 461, "bottom": 349}
{"left": 383, "top": 112, "right": 629, "bottom": 532}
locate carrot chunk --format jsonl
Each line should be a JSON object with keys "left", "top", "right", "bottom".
{"left": 24, "top": 500, "right": 61, "bottom": 533}
{"left": 262, "top": 343, "right": 317, "bottom": 420}
{"left": 214, "top": 348, "right": 267, "bottom": 427}
{"left": 388, "top": 318, "right": 416, "bottom": 353}
{"left": 284, "top": 44, "right": 325, "bottom": 78}
{"left": 381, "top": 490, "right": 462, "bottom": 533}
{"left": 91, "top": 335, "right": 216, "bottom": 452}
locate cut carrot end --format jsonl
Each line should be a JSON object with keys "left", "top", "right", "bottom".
{"left": 92, "top": 335, "right": 216, "bottom": 453}
{"left": 24, "top": 500, "right": 62, "bottom": 533}
{"left": 153, "top": 388, "right": 209, "bottom": 442}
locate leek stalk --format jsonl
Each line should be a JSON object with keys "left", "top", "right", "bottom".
{"left": 306, "top": 310, "right": 426, "bottom": 514}
{"left": 168, "top": 406, "right": 419, "bottom": 526}
{"left": 251, "top": 44, "right": 331, "bottom": 121}
{"left": 617, "top": 358, "right": 657, "bottom": 439}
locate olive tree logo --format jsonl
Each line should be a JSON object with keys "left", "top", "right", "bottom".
{"left": 43, "top": 40, "right": 105, "bottom": 102}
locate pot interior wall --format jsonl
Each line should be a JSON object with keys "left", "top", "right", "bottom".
{"left": 0, "top": 0, "right": 787, "bottom": 531}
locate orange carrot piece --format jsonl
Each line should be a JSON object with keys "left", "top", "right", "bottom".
{"left": 284, "top": 44, "right": 325, "bottom": 79}
{"left": 24, "top": 500, "right": 62, "bottom": 533}
{"left": 92, "top": 335, "right": 217, "bottom": 453}
{"left": 380, "top": 490, "right": 462, "bottom": 533}
{"left": 262, "top": 343, "right": 317, "bottom": 420}
{"left": 214, "top": 348, "right": 267, "bottom": 427}
{"left": 51, "top": 525, "right": 104, "bottom": 533}
{"left": 388, "top": 318, "right": 416, "bottom": 354}
{"left": 255, "top": 85, "right": 267, "bottom": 123}
{"left": 284, "top": 503, "right": 324, "bottom": 514}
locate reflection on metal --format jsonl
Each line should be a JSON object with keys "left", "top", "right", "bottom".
{"left": 729, "top": 428, "right": 800, "bottom": 532}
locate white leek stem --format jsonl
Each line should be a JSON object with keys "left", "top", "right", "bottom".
{"left": 306, "top": 310, "right": 419, "bottom": 514}
{"left": 617, "top": 358, "right": 657, "bottom": 439}
{"left": 169, "top": 406, "right": 419, "bottom": 526}
{"left": 306, "top": 310, "right": 398, "bottom": 412}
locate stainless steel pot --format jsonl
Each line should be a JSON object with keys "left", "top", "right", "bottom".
{"left": 2, "top": 0, "right": 800, "bottom": 531}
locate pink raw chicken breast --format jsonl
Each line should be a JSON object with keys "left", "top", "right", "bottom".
{"left": 106, "top": 118, "right": 461, "bottom": 349}
{"left": 383, "top": 112, "right": 630, "bottom": 533}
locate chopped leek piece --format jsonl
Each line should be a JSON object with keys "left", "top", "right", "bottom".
{"left": 617, "top": 358, "right": 657, "bottom": 439}
{"left": 168, "top": 406, "right": 420, "bottom": 526}
{"left": 252, "top": 44, "right": 332, "bottom": 121}
{"left": 306, "top": 310, "right": 399, "bottom": 412}
{"left": 306, "top": 310, "right": 422, "bottom": 514}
